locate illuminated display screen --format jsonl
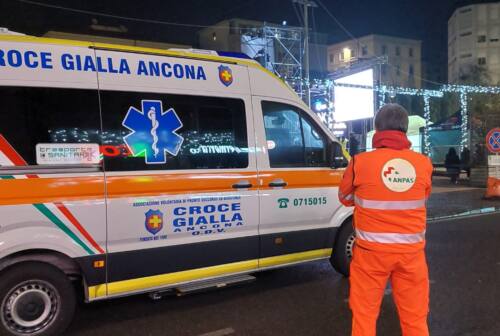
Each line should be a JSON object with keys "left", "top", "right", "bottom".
{"left": 333, "top": 69, "right": 375, "bottom": 122}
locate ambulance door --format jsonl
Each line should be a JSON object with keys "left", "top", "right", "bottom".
{"left": 253, "top": 97, "right": 343, "bottom": 263}
{"left": 95, "top": 49, "right": 259, "bottom": 296}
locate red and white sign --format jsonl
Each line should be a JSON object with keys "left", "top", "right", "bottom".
{"left": 486, "top": 128, "right": 500, "bottom": 153}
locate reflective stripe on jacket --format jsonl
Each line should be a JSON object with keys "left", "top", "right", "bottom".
{"left": 338, "top": 148, "right": 433, "bottom": 253}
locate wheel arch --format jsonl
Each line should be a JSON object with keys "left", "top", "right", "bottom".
{"left": 330, "top": 215, "right": 354, "bottom": 277}
{"left": 333, "top": 214, "right": 353, "bottom": 248}
{"left": 329, "top": 205, "right": 353, "bottom": 229}
{"left": 0, "top": 249, "right": 82, "bottom": 280}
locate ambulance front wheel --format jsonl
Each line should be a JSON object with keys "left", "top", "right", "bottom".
{"left": 330, "top": 218, "right": 355, "bottom": 277}
{"left": 0, "top": 262, "right": 76, "bottom": 336}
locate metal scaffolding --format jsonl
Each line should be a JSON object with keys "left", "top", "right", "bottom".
{"left": 240, "top": 24, "right": 304, "bottom": 98}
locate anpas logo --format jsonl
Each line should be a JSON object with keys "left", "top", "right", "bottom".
{"left": 122, "top": 100, "right": 183, "bottom": 164}
{"left": 218, "top": 65, "right": 233, "bottom": 87}
{"left": 381, "top": 158, "right": 416, "bottom": 192}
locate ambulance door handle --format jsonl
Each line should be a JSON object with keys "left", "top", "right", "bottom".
{"left": 269, "top": 179, "right": 287, "bottom": 188}
{"left": 232, "top": 180, "right": 253, "bottom": 189}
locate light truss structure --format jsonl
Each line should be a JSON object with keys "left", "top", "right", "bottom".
{"left": 240, "top": 24, "right": 304, "bottom": 97}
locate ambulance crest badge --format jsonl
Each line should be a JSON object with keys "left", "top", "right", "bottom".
{"left": 218, "top": 65, "right": 233, "bottom": 87}
{"left": 145, "top": 209, "right": 164, "bottom": 235}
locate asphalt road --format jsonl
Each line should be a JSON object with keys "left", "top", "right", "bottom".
{"left": 66, "top": 212, "right": 500, "bottom": 336}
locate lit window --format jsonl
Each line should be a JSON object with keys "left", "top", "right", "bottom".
{"left": 342, "top": 47, "right": 352, "bottom": 61}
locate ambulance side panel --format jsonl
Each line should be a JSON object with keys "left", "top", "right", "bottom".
{"left": 0, "top": 41, "right": 107, "bottom": 287}
{"left": 88, "top": 49, "right": 260, "bottom": 299}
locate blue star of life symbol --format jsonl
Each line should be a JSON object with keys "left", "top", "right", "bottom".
{"left": 122, "top": 100, "right": 184, "bottom": 164}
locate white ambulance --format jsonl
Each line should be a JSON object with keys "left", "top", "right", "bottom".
{"left": 0, "top": 35, "right": 354, "bottom": 336}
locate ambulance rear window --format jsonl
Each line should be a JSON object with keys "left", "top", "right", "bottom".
{"left": 0, "top": 86, "right": 101, "bottom": 166}
{"left": 100, "top": 91, "right": 249, "bottom": 171}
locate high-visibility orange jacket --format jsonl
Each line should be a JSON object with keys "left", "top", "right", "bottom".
{"left": 339, "top": 132, "right": 433, "bottom": 253}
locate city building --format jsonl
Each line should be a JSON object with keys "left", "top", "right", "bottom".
{"left": 198, "top": 18, "right": 328, "bottom": 78}
{"left": 327, "top": 34, "right": 422, "bottom": 88}
{"left": 448, "top": 1, "right": 500, "bottom": 84}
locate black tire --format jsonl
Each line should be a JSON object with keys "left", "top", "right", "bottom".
{"left": 330, "top": 218, "right": 356, "bottom": 277}
{"left": 0, "top": 262, "right": 76, "bottom": 336}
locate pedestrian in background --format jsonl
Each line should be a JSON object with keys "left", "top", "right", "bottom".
{"left": 338, "top": 104, "right": 433, "bottom": 336}
{"left": 445, "top": 147, "right": 460, "bottom": 184}
{"left": 349, "top": 132, "right": 359, "bottom": 157}
{"left": 460, "top": 147, "right": 471, "bottom": 178}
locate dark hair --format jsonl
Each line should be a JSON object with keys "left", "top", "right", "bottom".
{"left": 374, "top": 103, "right": 409, "bottom": 133}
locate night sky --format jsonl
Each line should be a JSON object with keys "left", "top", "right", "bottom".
{"left": 0, "top": 0, "right": 488, "bottom": 82}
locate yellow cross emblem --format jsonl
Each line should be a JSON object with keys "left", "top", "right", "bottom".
{"left": 221, "top": 70, "right": 232, "bottom": 82}
{"left": 148, "top": 215, "right": 162, "bottom": 229}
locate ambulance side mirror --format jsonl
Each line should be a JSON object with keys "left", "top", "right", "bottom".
{"left": 330, "top": 142, "right": 348, "bottom": 169}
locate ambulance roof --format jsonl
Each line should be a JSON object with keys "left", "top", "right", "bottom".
{"left": 0, "top": 34, "right": 306, "bottom": 110}
{"left": 0, "top": 34, "right": 338, "bottom": 150}
{"left": 0, "top": 35, "right": 268, "bottom": 73}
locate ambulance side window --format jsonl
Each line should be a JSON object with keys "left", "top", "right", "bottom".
{"left": 100, "top": 91, "right": 248, "bottom": 171}
{"left": 301, "top": 114, "right": 328, "bottom": 166}
{"left": 262, "top": 101, "right": 328, "bottom": 168}
{"left": 0, "top": 86, "right": 101, "bottom": 166}
{"left": 262, "top": 102, "right": 304, "bottom": 167}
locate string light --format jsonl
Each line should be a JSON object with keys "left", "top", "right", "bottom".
{"left": 459, "top": 92, "right": 468, "bottom": 152}
{"left": 376, "top": 85, "right": 442, "bottom": 156}
{"left": 423, "top": 95, "right": 431, "bottom": 155}
{"left": 440, "top": 84, "right": 500, "bottom": 151}
{"left": 286, "top": 76, "right": 500, "bottom": 155}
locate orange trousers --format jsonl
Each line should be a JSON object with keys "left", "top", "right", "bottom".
{"left": 349, "top": 246, "right": 429, "bottom": 336}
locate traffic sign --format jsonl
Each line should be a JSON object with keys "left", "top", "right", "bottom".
{"left": 486, "top": 128, "right": 500, "bottom": 153}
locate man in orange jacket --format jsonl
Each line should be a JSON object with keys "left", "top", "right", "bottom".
{"left": 338, "top": 104, "right": 433, "bottom": 336}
